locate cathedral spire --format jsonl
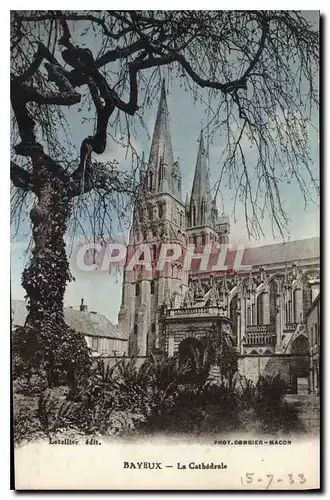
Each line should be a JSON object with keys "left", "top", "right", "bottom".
{"left": 189, "top": 130, "right": 213, "bottom": 227}
{"left": 147, "top": 80, "right": 179, "bottom": 197}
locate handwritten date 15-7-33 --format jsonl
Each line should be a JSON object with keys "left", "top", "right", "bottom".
{"left": 241, "top": 472, "right": 307, "bottom": 489}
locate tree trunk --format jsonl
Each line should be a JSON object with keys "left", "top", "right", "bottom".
{"left": 22, "top": 168, "right": 73, "bottom": 386}
{"left": 23, "top": 180, "right": 72, "bottom": 329}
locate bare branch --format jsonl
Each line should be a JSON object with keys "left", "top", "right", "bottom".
{"left": 10, "top": 161, "right": 34, "bottom": 192}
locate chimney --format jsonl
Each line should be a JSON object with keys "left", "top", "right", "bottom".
{"left": 80, "top": 298, "right": 88, "bottom": 312}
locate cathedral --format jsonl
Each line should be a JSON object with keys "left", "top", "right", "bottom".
{"left": 118, "top": 82, "right": 320, "bottom": 394}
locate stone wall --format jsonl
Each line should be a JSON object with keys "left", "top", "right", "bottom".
{"left": 238, "top": 354, "right": 310, "bottom": 392}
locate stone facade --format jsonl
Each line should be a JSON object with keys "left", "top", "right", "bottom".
{"left": 118, "top": 82, "right": 320, "bottom": 393}
{"left": 306, "top": 294, "right": 320, "bottom": 395}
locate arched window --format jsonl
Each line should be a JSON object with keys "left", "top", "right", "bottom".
{"left": 148, "top": 171, "right": 153, "bottom": 190}
{"left": 192, "top": 202, "right": 197, "bottom": 226}
{"left": 135, "top": 283, "right": 140, "bottom": 297}
{"left": 152, "top": 244, "right": 157, "bottom": 261}
{"left": 134, "top": 324, "right": 138, "bottom": 335}
{"left": 201, "top": 200, "right": 205, "bottom": 224}
{"left": 230, "top": 295, "right": 238, "bottom": 337}
{"left": 252, "top": 303, "right": 256, "bottom": 325}
{"left": 201, "top": 233, "right": 206, "bottom": 246}
{"left": 315, "top": 321, "right": 319, "bottom": 344}
{"left": 150, "top": 281, "right": 155, "bottom": 295}
{"left": 257, "top": 293, "right": 264, "bottom": 325}
{"left": 293, "top": 289, "right": 298, "bottom": 322}
{"left": 291, "top": 335, "right": 309, "bottom": 355}
{"left": 288, "top": 299, "right": 292, "bottom": 323}
{"left": 269, "top": 281, "right": 277, "bottom": 325}
{"left": 247, "top": 305, "right": 251, "bottom": 326}
{"left": 158, "top": 202, "right": 164, "bottom": 219}
{"left": 303, "top": 282, "right": 313, "bottom": 319}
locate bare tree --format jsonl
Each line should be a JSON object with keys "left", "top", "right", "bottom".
{"left": 10, "top": 11, "right": 319, "bottom": 367}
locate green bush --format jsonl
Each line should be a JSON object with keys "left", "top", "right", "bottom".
{"left": 12, "top": 325, "right": 92, "bottom": 390}
{"left": 12, "top": 353, "right": 305, "bottom": 444}
{"left": 253, "top": 374, "right": 301, "bottom": 433}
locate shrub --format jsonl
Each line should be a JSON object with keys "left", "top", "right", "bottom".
{"left": 253, "top": 374, "right": 301, "bottom": 433}
{"left": 12, "top": 325, "right": 92, "bottom": 390}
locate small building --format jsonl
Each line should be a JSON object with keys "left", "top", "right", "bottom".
{"left": 11, "top": 299, "right": 128, "bottom": 358}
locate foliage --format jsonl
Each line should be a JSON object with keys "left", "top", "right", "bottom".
{"left": 201, "top": 321, "right": 238, "bottom": 387}
{"left": 12, "top": 325, "right": 92, "bottom": 389}
{"left": 253, "top": 374, "right": 301, "bottom": 433}
{"left": 13, "top": 352, "right": 304, "bottom": 444}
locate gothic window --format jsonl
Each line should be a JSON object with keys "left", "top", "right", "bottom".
{"left": 288, "top": 299, "right": 292, "bottom": 323}
{"left": 303, "top": 283, "right": 313, "bottom": 318}
{"left": 252, "top": 303, "right": 256, "bottom": 325}
{"left": 160, "top": 162, "right": 167, "bottom": 179}
{"left": 179, "top": 211, "right": 183, "bottom": 227}
{"left": 201, "top": 200, "right": 206, "bottom": 224}
{"left": 291, "top": 335, "right": 309, "bottom": 355}
{"left": 151, "top": 323, "right": 156, "bottom": 334}
{"left": 135, "top": 283, "right": 140, "bottom": 297}
{"left": 158, "top": 202, "right": 164, "bottom": 219}
{"left": 315, "top": 321, "right": 319, "bottom": 344}
{"left": 148, "top": 171, "right": 153, "bottom": 190}
{"left": 230, "top": 295, "right": 238, "bottom": 337}
{"left": 285, "top": 302, "right": 288, "bottom": 324}
{"left": 247, "top": 305, "right": 251, "bottom": 326}
{"left": 150, "top": 281, "right": 155, "bottom": 295}
{"left": 192, "top": 202, "right": 197, "bottom": 226}
{"left": 201, "top": 233, "right": 206, "bottom": 245}
{"left": 134, "top": 324, "right": 138, "bottom": 335}
{"left": 148, "top": 204, "right": 153, "bottom": 220}
{"left": 152, "top": 244, "right": 157, "bottom": 261}
{"left": 269, "top": 281, "right": 277, "bottom": 325}
{"left": 92, "top": 337, "right": 99, "bottom": 352}
{"left": 293, "top": 289, "right": 298, "bottom": 322}
{"left": 257, "top": 293, "right": 264, "bottom": 325}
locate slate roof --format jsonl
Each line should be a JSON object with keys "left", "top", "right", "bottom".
{"left": 189, "top": 237, "right": 320, "bottom": 274}
{"left": 11, "top": 300, "right": 122, "bottom": 339}
{"left": 244, "top": 237, "right": 320, "bottom": 267}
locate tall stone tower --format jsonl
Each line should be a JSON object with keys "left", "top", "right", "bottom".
{"left": 118, "top": 81, "right": 188, "bottom": 357}
{"left": 186, "top": 131, "right": 230, "bottom": 247}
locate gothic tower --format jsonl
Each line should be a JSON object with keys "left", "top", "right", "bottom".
{"left": 118, "top": 81, "right": 188, "bottom": 357}
{"left": 186, "top": 130, "right": 230, "bottom": 247}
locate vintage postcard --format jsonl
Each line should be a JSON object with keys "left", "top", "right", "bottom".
{"left": 11, "top": 10, "right": 320, "bottom": 490}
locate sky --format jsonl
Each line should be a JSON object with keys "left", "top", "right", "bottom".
{"left": 10, "top": 12, "right": 320, "bottom": 325}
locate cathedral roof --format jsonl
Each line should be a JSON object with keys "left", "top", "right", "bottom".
{"left": 244, "top": 236, "right": 320, "bottom": 267}
{"left": 189, "top": 236, "right": 319, "bottom": 275}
